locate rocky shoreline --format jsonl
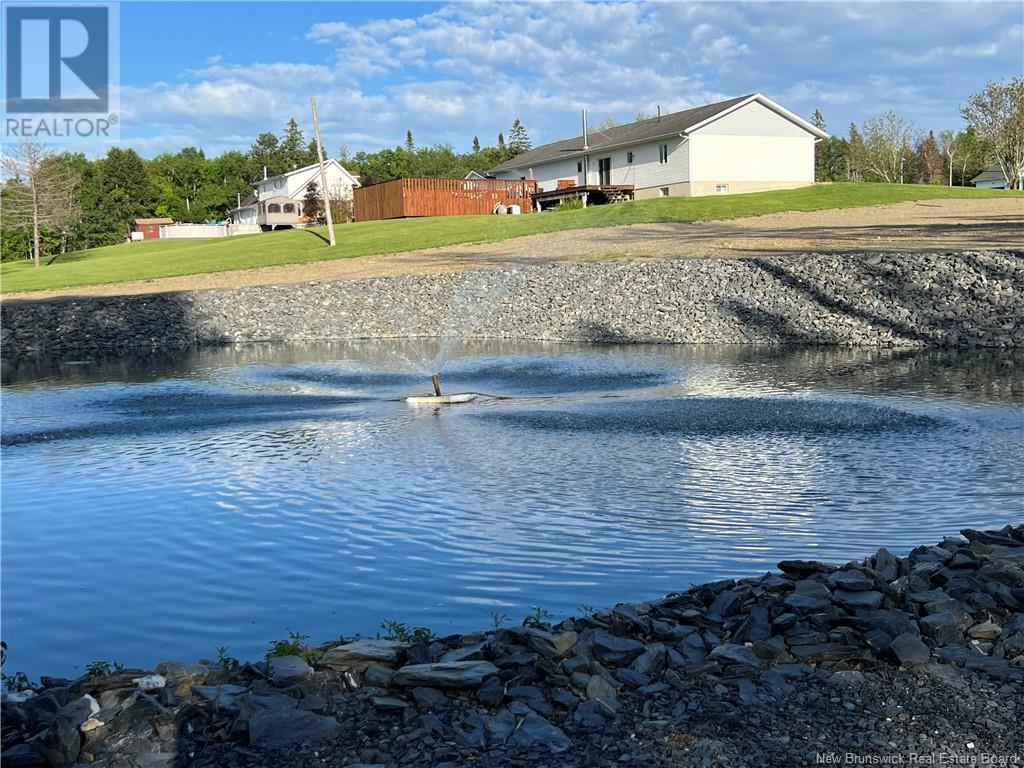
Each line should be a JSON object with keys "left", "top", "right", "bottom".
{"left": 3, "top": 251, "right": 1023, "bottom": 357}
{"left": 3, "top": 526, "right": 1023, "bottom": 767}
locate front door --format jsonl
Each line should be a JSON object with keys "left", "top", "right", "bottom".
{"left": 598, "top": 157, "right": 611, "bottom": 186}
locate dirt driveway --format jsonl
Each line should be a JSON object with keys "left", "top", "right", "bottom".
{"left": 7, "top": 197, "right": 1021, "bottom": 301}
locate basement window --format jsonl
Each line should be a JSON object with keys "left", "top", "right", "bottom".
{"left": 577, "top": 161, "right": 583, "bottom": 172}
{"left": 715, "top": 184, "right": 729, "bottom": 193}
{"left": 658, "top": 144, "right": 669, "bottom": 163}
{"left": 659, "top": 187, "right": 670, "bottom": 197}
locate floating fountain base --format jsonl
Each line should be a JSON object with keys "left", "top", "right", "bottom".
{"left": 405, "top": 393, "right": 478, "bottom": 405}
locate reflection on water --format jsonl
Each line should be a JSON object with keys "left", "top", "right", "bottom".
{"left": 1, "top": 341, "right": 1022, "bottom": 678}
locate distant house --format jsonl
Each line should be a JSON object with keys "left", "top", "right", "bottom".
{"left": 464, "top": 170, "right": 489, "bottom": 180}
{"left": 230, "top": 159, "right": 361, "bottom": 230}
{"left": 133, "top": 217, "right": 174, "bottom": 241}
{"left": 488, "top": 93, "right": 829, "bottom": 199}
{"left": 970, "top": 165, "right": 1023, "bottom": 190}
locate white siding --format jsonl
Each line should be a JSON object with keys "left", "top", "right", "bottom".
{"left": 628, "top": 138, "right": 689, "bottom": 190}
{"left": 689, "top": 105, "right": 815, "bottom": 185}
{"left": 495, "top": 137, "right": 690, "bottom": 192}
{"left": 696, "top": 102, "right": 810, "bottom": 138}
{"left": 689, "top": 133, "right": 813, "bottom": 183}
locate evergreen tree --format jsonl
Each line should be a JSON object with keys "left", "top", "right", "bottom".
{"left": 497, "top": 132, "right": 506, "bottom": 154}
{"left": 302, "top": 180, "right": 324, "bottom": 223}
{"left": 472, "top": 136, "right": 481, "bottom": 154}
{"left": 914, "top": 130, "right": 944, "bottom": 184}
{"left": 280, "top": 118, "right": 310, "bottom": 171}
{"left": 405, "top": 130, "right": 415, "bottom": 153}
{"left": 811, "top": 110, "right": 829, "bottom": 182}
{"left": 847, "top": 122, "right": 866, "bottom": 181}
{"left": 249, "top": 131, "right": 283, "bottom": 178}
{"left": 508, "top": 118, "right": 531, "bottom": 155}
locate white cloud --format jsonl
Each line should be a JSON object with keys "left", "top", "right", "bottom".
{"left": 119, "top": 1, "right": 1021, "bottom": 157}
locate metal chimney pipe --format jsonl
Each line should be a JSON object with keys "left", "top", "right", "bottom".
{"left": 582, "top": 108, "right": 589, "bottom": 150}
{"left": 263, "top": 165, "right": 267, "bottom": 180}
{"left": 657, "top": 105, "right": 661, "bottom": 120}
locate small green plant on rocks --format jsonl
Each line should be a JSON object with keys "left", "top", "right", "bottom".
{"left": 522, "top": 606, "right": 554, "bottom": 629}
{"left": 578, "top": 604, "right": 596, "bottom": 618}
{"left": 487, "top": 610, "right": 508, "bottom": 630}
{"left": 84, "top": 660, "right": 124, "bottom": 677}
{"left": 379, "top": 620, "right": 435, "bottom": 644}
{"left": 216, "top": 646, "right": 239, "bottom": 673}
{"left": 266, "top": 631, "right": 322, "bottom": 665}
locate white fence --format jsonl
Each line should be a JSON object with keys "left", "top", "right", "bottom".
{"left": 159, "top": 224, "right": 262, "bottom": 239}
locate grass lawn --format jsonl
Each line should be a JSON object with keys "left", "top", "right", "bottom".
{"left": 1, "top": 183, "right": 1017, "bottom": 294}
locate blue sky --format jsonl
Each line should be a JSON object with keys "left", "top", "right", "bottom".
{"left": 113, "top": 1, "right": 1022, "bottom": 158}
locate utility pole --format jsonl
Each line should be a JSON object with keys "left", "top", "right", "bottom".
{"left": 310, "top": 96, "right": 336, "bottom": 247}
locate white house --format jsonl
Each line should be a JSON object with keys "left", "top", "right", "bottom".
{"left": 970, "top": 164, "right": 1023, "bottom": 190}
{"left": 488, "top": 93, "right": 829, "bottom": 199}
{"left": 231, "top": 159, "right": 360, "bottom": 229}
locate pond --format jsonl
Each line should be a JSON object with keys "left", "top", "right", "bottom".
{"left": 2, "top": 342, "right": 1022, "bottom": 678}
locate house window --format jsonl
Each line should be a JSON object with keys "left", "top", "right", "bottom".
{"left": 658, "top": 144, "right": 669, "bottom": 164}
{"left": 659, "top": 187, "right": 669, "bottom": 198}
{"left": 627, "top": 151, "right": 634, "bottom": 163}
{"left": 715, "top": 184, "right": 729, "bottom": 194}
{"left": 577, "top": 161, "right": 583, "bottom": 173}
{"left": 283, "top": 203, "right": 295, "bottom": 213}
{"left": 268, "top": 203, "right": 281, "bottom": 213}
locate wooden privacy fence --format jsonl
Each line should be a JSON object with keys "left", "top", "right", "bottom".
{"left": 354, "top": 177, "right": 538, "bottom": 221}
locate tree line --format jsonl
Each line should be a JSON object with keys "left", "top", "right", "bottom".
{"left": 812, "top": 79, "right": 1023, "bottom": 188}
{"left": 2, "top": 79, "right": 1020, "bottom": 267}
{"left": 0, "top": 117, "right": 533, "bottom": 263}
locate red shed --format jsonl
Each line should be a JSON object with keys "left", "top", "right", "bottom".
{"left": 133, "top": 217, "right": 174, "bottom": 240}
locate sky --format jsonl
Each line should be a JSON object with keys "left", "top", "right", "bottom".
{"left": 112, "top": 0, "right": 1023, "bottom": 159}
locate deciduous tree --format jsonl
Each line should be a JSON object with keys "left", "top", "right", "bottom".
{"left": 1, "top": 139, "right": 82, "bottom": 267}
{"left": 960, "top": 77, "right": 1024, "bottom": 189}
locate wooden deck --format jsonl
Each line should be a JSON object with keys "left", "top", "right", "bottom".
{"left": 531, "top": 185, "right": 634, "bottom": 210}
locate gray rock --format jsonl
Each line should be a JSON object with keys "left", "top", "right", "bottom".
{"left": 476, "top": 676, "right": 505, "bottom": 707}
{"left": 510, "top": 712, "right": 571, "bottom": 753}
{"left": 828, "top": 570, "right": 876, "bottom": 592}
{"left": 440, "top": 642, "right": 485, "bottom": 662}
{"left": 1, "top": 744, "right": 46, "bottom": 768}
{"left": 410, "top": 686, "right": 448, "bottom": 710}
{"left": 320, "top": 640, "right": 404, "bottom": 669}
{"left": 371, "top": 696, "right": 410, "bottom": 712}
{"left": 585, "top": 674, "right": 617, "bottom": 701}
{"left": 967, "top": 620, "right": 1001, "bottom": 639}
{"left": 784, "top": 593, "right": 832, "bottom": 612}
{"left": 392, "top": 661, "right": 499, "bottom": 688}
{"left": 890, "top": 632, "right": 930, "bottom": 665}
{"left": 248, "top": 709, "right": 339, "bottom": 748}
{"left": 268, "top": 655, "right": 312, "bottom": 684}
{"left": 362, "top": 664, "right": 395, "bottom": 688}
{"left": 631, "top": 644, "right": 667, "bottom": 678}
{"left": 191, "top": 684, "right": 249, "bottom": 713}
{"left": 507, "top": 685, "right": 552, "bottom": 716}
{"left": 33, "top": 716, "right": 80, "bottom": 766}
{"left": 590, "top": 630, "right": 645, "bottom": 665}
{"left": 778, "top": 559, "right": 836, "bottom": 576}
{"left": 832, "top": 590, "right": 884, "bottom": 610}
{"left": 708, "top": 643, "right": 762, "bottom": 669}
{"left": 485, "top": 709, "right": 516, "bottom": 745}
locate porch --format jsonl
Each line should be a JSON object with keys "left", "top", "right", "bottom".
{"left": 531, "top": 184, "right": 634, "bottom": 211}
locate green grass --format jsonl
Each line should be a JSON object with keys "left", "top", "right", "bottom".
{"left": 2, "top": 183, "right": 1017, "bottom": 294}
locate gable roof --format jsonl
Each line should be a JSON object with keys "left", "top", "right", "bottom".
{"left": 264, "top": 159, "right": 361, "bottom": 191}
{"left": 488, "top": 93, "right": 828, "bottom": 173}
{"left": 135, "top": 217, "right": 174, "bottom": 226}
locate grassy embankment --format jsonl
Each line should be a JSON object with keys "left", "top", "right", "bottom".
{"left": 1, "top": 183, "right": 1016, "bottom": 294}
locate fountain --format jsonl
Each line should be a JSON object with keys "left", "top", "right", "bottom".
{"left": 399, "top": 271, "right": 509, "bottom": 405}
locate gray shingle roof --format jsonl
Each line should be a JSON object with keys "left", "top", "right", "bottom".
{"left": 489, "top": 94, "right": 756, "bottom": 173}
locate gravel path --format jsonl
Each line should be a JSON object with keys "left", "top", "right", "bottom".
{"left": 6, "top": 198, "right": 1021, "bottom": 302}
